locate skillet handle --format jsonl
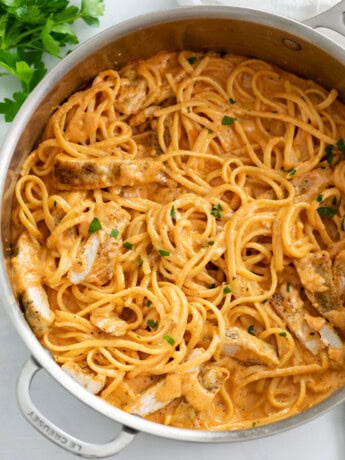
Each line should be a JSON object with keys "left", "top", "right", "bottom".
{"left": 16, "top": 357, "right": 138, "bottom": 458}
{"left": 303, "top": 0, "right": 345, "bottom": 35}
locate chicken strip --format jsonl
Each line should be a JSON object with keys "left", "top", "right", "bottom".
{"left": 68, "top": 201, "right": 130, "bottom": 285}
{"left": 12, "top": 231, "right": 54, "bottom": 336}
{"left": 53, "top": 154, "right": 166, "bottom": 190}
{"left": 62, "top": 361, "right": 106, "bottom": 394}
{"left": 294, "top": 251, "right": 345, "bottom": 329}
{"left": 291, "top": 168, "right": 333, "bottom": 202}
{"left": 222, "top": 327, "right": 279, "bottom": 366}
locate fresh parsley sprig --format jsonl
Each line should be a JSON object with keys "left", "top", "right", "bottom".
{"left": 0, "top": 0, "right": 104, "bottom": 121}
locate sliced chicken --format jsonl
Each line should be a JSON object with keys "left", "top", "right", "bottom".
{"left": 294, "top": 251, "right": 345, "bottom": 329}
{"left": 62, "top": 361, "right": 106, "bottom": 394}
{"left": 90, "top": 307, "right": 128, "bottom": 337}
{"left": 127, "top": 348, "right": 229, "bottom": 416}
{"left": 222, "top": 327, "right": 279, "bottom": 366}
{"left": 68, "top": 201, "right": 130, "bottom": 285}
{"left": 53, "top": 154, "right": 165, "bottom": 190}
{"left": 12, "top": 231, "right": 54, "bottom": 336}
{"left": 271, "top": 286, "right": 323, "bottom": 355}
{"left": 291, "top": 168, "right": 333, "bottom": 202}
{"left": 115, "top": 73, "right": 147, "bottom": 115}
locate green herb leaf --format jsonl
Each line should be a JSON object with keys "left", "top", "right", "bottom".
{"left": 187, "top": 56, "right": 197, "bottom": 65}
{"left": 221, "top": 115, "right": 236, "bottom": 125}
{"left": 208, "top": 283, "right": 216, "bottom": 289}
{"left": 158, "top": 249, "right": 170, "bottom": 257}
{"left": 316, "top": 194, "right": 323, "bottom": 202}
{"left": 202, "top": 240, "right": 215, "bottom": 248}
{"left": 317, "top": 206, "right": 337, "bottom": 218}
{"left": 110, "top": 228, "right": 119, "bottom": 238}
{"left": 146, "top": 300, "right": 152, "bottom": 307}
{"left": 229, "top": 98, "right": 236, "bottom": 104}
{"left": 123, "top": 241, "right": 133, "bottom": 250}
{"left": 81, "top": 0, "right": 104, "bottom": 25}
{"left": 332, "top": 197, "right": 338, "bottom": 206}
{"left": 139, "top": 257, "right": 144, "bottom": 266}
{"left": 279, "top": 331, "right": 287, "bottom": 337}
{"left": 247, "top": 325, "right": 255, "bottom": 336}
{"left": 211, "top": 203, "right": 223, "bottom": 219}
{"left": 286, "top": 282, "right": 290, "bottom": 293}
{"left": 325, "top": 144, "right": 334, "bottom": 164}
{"left": 287, "top": 168, "right": 296, "bottom": 176}
{"left": 170, "top": 205, "right": 177, "bottom": 222}
{"left": 207, "top": 128, "right": 213, "bottom": 134}
{"left": 147, "top": 319, "right": 158, "bottom": 329}
{"left": 223, "top": 286, "right": 231, "bottom": 294}
{"left": 187, "top": 106, "right": 191, "bottom": 114}
{"left": 88, "top": 217, "right": 102, "bottom": 233}
{"left": 252, "top": 422, "right": 257, "bottom": 427}
{"left": 163, "top": 335, "right": 175, "bottom": 346}
{"left": 337, "top": 138, "right": 345, "bottom": 154}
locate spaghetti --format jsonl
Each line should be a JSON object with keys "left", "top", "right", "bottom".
{"left": 10, "top": 50, "right": 345, "bottom": 430}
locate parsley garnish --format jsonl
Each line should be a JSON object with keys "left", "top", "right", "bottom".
{"left": 187, "top": 56, "right": 197, "bottom": 65}
{"left": 247, "top": 325, "right": 255, "bottom": 336}
{"left": 221, "top": 115, "right": 236, "bottom": 125}
{"left": 317, "top": 207, "right": 337, "bottom": 217}
{"left": 279, "top": 331, "right": 287, "bottom": 337}
{"left": 252, "top": 422, "right": 257, "bottom": 427}
{"left": 337, "top": 138, "right": 345, "bottom": 154}
{"left": 223, "top": 286, "right": 231, "bottom": 294}
{"left": 286, "top": 283, "right": 290, "bottom": 293}
{"left": 110, "top": 228, "right": 119, "bottom": 238}
{"left": 207, "top": 128, "right": 213, "bottom": 134}
{"left": 287, "top": 168, "right": 296, "bottom": 176}
{"left": 53, "top": 200, "right": 57, "bottom": 207}
{"left": 88, "top": 217, "right": 102, "bottom": 233}
{"left": 208, "top": 283, "right": 216, "bottom": 289}
{"left": 163, "top": 335, "right": 175, "bottom": 346}
{"left": 316, "top": 194, "right": 323, "bottom": 202}
{"left": 341, "top": 216, "right": 345, "bottom": 232}
{"left": 332, "top": 197, "right": 338, "bottom": 206}
{"left": 187, "top": 106, "right": 191, "bottom": 114}
{"left": 158, "top": 249, "right": 170, "bottom": 257}
{"left": 146, "top": 300, "right": 152, "bottom": 307}
{"left": 139, "top": 257, "right": 144, "bottom": 266}
{"left": 0, "top": 0, "right": 104, "bottom": 122}
{"left": 211, "top": 203, "right": 223, "bottom": 219}
{"left": 170, "top": 205, "right": 177, "bottom": 222}
{"left": 325, "top": 144, "right": 334, "bottom": 164}
{"left": 202, "top": 241, "right": 215, "bottom": 248}
{"left": 147, "top": 319, "right": 158, "bottom": 329}
{"left": 123, "top": 241, "right": 133, "bottom": 250}
{"left": 229, "top": 98, "right": 236, "bottom": 104}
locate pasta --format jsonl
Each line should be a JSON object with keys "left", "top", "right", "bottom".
{"left": 10, "top": 50, "right": 345, "bottom": 430}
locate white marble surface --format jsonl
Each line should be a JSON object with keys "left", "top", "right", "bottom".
{"left": 1, "top": 1, "right": 345, "bottom": 459}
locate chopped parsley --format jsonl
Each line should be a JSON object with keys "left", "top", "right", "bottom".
{"left": 147, "top": 319, "right": 158, "bottom": 329}
{"left": 146, "top": 300, "right": 152, "bottom": 307}
{"left": 170, "top": 205, "right": 177, "bottom": 222}
{"left": 287, "top": 168, "right": 296, "bottom": 176}
{"left": 211, "top": 203, "right": 223, "bottom": 219}
{"left": 279, "top": 331, "right": 287, "bottom": 337}
{"left": 208, "top": 283, "right": 216, "bottom": 289}
{"left": 207, "top": 128, "right": 214, "bottom": 134}
{"left": 158, "top": 249, "right": 170, "bottom": 257}
{"left": 317, "top": 206, "right": 337, "bottom": 218}
{"left": 337, "top": 138, "right": 345, "bottom": 154}
{"left": 332, "top": 197, "right": 338, "bottom": 206}
{"left": 123, "top": 241, "right": 133, "bottom": 250}
{"left": 53, "top": 200, "right": 57, "bottom": 207}
{"left": 325, "top": 144, "right": 334, "bottom": 164}
{"left": 223, "top": 286, "right": 232, "bottom": 294}
{"left": 286, "top": 282, "right": 290, "bottom": 293}
{"left": 110, "top": 228, "right": 119, "bottom": 238}
{"left": 229, "top": 98, "right": 236, "bottom": 104}
{"left": 221, "top": 115, "right": 236, "bottom": 125}
{"left": 163, "top": 335, "right": 175, "bottom": 346}
{"left": 88, "top": 217, "right": 102, "bottom": 233}
{"left": 252, "top": 422, "right": 257, "bottom": 427}
{"left": 316, "top": 194, "right": 323, "bottom": 202}
{"left": 139, "top": 257, "right": 144, "bottom": 266}
{"left": 341, "top": 216, "right": 345, "bottom": 232}
{"left": 247, "top": 325, "right": 255, "bottom": 336}
{"left": 187, "top": 106, "right": 191, "bottom": 114}
{"left": 202, "top": 241, "right": 215, "bottom": 248}
{"left": 187, "top": 56, "right": 197, "bottom": 65}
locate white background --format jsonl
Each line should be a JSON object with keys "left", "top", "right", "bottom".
{"left": 1, "top": 1, "right": 345, "bottom": 459}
